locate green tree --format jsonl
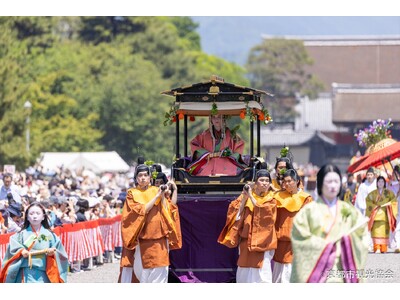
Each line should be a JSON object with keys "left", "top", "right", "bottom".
{"left": 246, "top": 38, "right": 324, "bottom": 123}
{"left": 0, "top": 18, "right": 32, "bottom": 168}
{"left": 0, "top": 18, "right": 104, "bottom": 168}
{"left": 6, "top": 16, "right": 56, "bottom": 54}
{"left": 193, "top": 52, "right": 248, "bottom": 85}
{"left": 27, "top": 37, "right": 174, "bottom": 165}
{"left": 24, "top": 72, "right": 103, "bottom": 155}
{"left": 83, "top": 42, "right": 174, "bottom": 165}
{"left": 167, "top": 17, "right": 201, "bottom": 51}
{"left": 0, "top": 16, "right": 252, "bottom": 169}
{"left": 78, "top": 16, "right": 145, "bottom": 45}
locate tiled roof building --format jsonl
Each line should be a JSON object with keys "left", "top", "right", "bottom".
{"left": 260, "top": 35, "right": 400, "bottom": 167}
{"left": 262, "top": 35, "right": 400, "bottom": 90}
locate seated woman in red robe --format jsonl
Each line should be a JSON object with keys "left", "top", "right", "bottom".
{"left": 187, "top": 114, "right": 246, "bottom": 176}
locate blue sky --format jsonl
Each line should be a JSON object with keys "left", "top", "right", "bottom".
{"left": 192, "top": 16, "right": 400, "bottom": 64}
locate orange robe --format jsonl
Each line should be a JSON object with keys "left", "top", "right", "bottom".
{"left": 218, "top": 191, "right": 277, "bottom": 268}
{"left": 271, "top": 178, "right": 282, "bottom": 192}
{"left": 121, "top": 186, "right": 182, "bottom": 270}
{"left": 273, "top": 190, "right": 312, "bottom": 263}
{"left": 0, "top": 212, "right": 4, "bottom": 226}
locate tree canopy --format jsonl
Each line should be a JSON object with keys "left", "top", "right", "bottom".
{"left": 246, "top": 38, "right": 324, "bottom": 124}
{"left": 0, "top": 16, "right": 249, "bottom": 169}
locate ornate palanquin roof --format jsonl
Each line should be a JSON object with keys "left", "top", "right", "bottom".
{"left": 161, "top": 75, "right": 273, "bottom": 116}
{"left": 161, "top": 75, "right": 272, "bottom": 103}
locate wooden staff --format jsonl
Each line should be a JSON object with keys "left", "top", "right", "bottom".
{"left": 332, "top": 218, "right": 368, "bottom": 244}
{"left": 28, "top": 248, "right": 55, "bottom": 269}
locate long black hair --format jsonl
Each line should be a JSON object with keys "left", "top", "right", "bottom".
{"left": 316, "top": 164, "right": 342, "bottom": 197}
{"left": 275, "top": 158, "right": 294, "bottom": 187}
{"left": 21, "top": 202, "right": 51, "bottom": 231}
{"left": 274, "top": 157, "right": 294, "bottom": 171}
{"left": 376, "top": 175, "right": 386, "bottom": 188}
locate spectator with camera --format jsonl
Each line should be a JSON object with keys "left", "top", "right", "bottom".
{"left": 52, "top": 196, "right": 77, "bottom": 226}
{"left": 0, "top": 173, "right": 21, "bottom": 204}
{"left": 76, "top": 198, "right": 89, "bottom": 222}
{"left": 6, "top": 202, "right": 23, "bottom": 233}
{"left": 88, "top": 205, "right": 100, "bottom": 220}
{"left": 99, "top": 194, "right": 115, "bottom": 218}
{"left": 41, "top": 199, "right": 57, "bottom": 228}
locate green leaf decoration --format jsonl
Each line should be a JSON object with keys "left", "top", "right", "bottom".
{"left": 211, "top": 102, "right": 218, "bottom": 116}
{"left": 280, "top": 146, "right": 289, "bottom": 158}
{"left": 144, "top": 160, "right": 155, "bottom": 166}
{"left": 164, "top": 103, "right": 180, "bottom": 126}
{"left": 279, "top": 168, "right": 287, "bottom": 175}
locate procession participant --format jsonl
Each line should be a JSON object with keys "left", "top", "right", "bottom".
{"left": 388, "top": 165, "right": 400, "bottom": 252}
{"left": 365, "top": 176, "right": 397, "bottom": 253}
{"left": 188, "top": 114, "right": 246, "bottom": 176}
{"left": 118, "top": 167, "right": 141, "bottom": 283}
{"left": 354, "top": 167, "right": 376, "bottom": 216}
{"left": 150, "top": 164, "right": 166, "bottom": 187}
{"left": 290, "top": 164, "right": 369, "bottom": 283}
{"left": 119, "top": 164, "right": 181, "bottom": 283}
{"left": 340, "top": 173, "right": 358, "bottom": 205}
{"left": 0, "top": 202, "right": 69, "bottom": 283}
{"left": 218, "top": 169, "right": 277, "bottom": 283}
{"left": 153, "top": 171, "right": 168, "bottom": 187}
{"left": 163, "top": 179, "right": 178, "bottom": 206}
{"left": 272, "top": 157, "right": 294, "bottom": 192}
{"left": 0, "top": 210, "right": 6, "bottom": 234}
{"left": 272, "top": 168, "right": 312, "bottom": 283}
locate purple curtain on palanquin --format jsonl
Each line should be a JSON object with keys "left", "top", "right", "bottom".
{"left": 169, "top": 195, "right": 239, "bottom": 283}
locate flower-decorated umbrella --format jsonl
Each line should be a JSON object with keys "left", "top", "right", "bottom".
{"left": 351, "top": 140, "right": 400, "bottom": 176}
{"left": 354, "top": 119, "right": 393, "bottom": 149}
{"left": 349, "top": 118, "right": 397, "bottom": 176}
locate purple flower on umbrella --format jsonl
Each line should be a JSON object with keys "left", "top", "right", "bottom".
{"left": 354, "top": 119, "right": 393, "bottom": 148}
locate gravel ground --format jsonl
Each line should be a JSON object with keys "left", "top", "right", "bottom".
{"left": 67, "top": 251, "right": 400, "bottom": 283}
{"left": 363, "top": 251, "right": 400, "bottom": 283}
{"left": 67, "top": 259, "right": 120, "bottom": 283}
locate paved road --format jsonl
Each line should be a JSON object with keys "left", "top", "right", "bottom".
{"left": 67, "top": 251, "right": 400, "bottom": 283}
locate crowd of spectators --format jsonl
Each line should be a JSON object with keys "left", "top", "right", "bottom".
{"left": 0, "top": 163, "right": 134, "bottom": 272}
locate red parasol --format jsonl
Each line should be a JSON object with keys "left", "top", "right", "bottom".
{"left": 351, "top": 141, "right": 400, "bottom": 173}
{"left": 347, "top": 154, "right": 369, "bottom": 173}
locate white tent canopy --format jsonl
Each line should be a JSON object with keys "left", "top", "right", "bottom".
{"left": 38, "top": 151, "right": 130, "bottom": 174}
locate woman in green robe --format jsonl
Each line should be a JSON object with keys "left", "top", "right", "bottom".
{"left": 365, "top": 175, "right": 397, "bottom": 253}
{"left": 290, "top": 164, "right": 369, "bottom": 283}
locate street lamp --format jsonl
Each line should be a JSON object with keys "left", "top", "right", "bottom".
{"left": 24, "top": 100, "right": 32, "bottom": 154}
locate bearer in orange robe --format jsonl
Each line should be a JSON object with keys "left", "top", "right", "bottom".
{"left": 272, "top": 168, "right": 312, "bottom": 283}
{"left": 119, "top": 164, "right": 181, "bottom": 283}
{"left": 218, "top": 169, "right": 277, "bottom": 283}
